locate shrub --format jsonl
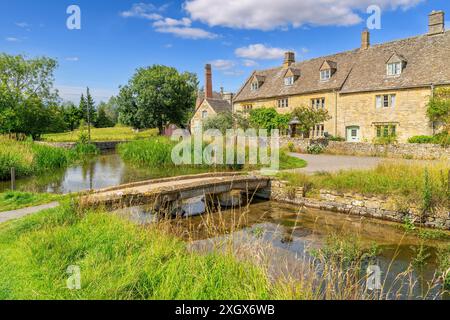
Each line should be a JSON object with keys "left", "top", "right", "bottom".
{"left": 328, "top": 135, "right": 345, "bottom": 142}
{"left": 307, "top": 144, "right": 325, "bottom": 154}
{"left": 408, "top": 136, "right": 435, "bottom": 144}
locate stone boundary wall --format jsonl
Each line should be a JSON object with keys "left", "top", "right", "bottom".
{"left": 258, "top": 179, "right": 449, "bottom": 230}
{"left": 37, "top": 141, "right": 126, "bottom": 151}
{"left": 280, "top": 137, "right": 449, "bottom": 160}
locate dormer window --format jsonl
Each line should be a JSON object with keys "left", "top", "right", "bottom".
{"left": 250, "top": 74, "right": 265, "bottom": 91}
{"left": 283, "top": 68, "right": 300, "bottom": 86}
{"left": 319, "top": 60, "right": 336, "bottom": 81}
{"left": 386, "top": 53, "right": 406, "bottom": 77}
{"left": 387, "top": 62, "right": 402, "bottom": 76}
{"left": 284, "top": 76, "right": 294, "bottom": 86}
{"left": 320, "top": 69, "right": 331, "bottom": 81}
{"left": 251, "top": 82, "right": 259, "bottom": 91}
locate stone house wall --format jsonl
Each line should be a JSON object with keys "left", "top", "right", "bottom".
{"left": 190, "top": 100, "right": 217, "bottom": 131}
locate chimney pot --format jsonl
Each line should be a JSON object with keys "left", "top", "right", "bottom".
{"left": 428, "top": 10, "right": 445, "bottom": 35}
{"left": 283, "top": 52, "right": 295, "bottom": 68}
{"left": 361, "top": 29, "right": 370, "bottom": 50}
{"left": 205, "top": 64, "right": 213, "bottom": 99}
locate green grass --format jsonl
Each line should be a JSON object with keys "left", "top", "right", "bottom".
{"left": 118, "top": 137, "right": 307, "bottom": 170}
{"left": 0, "top": 203, "right": 271, "bottom": 300}
{"left": 0, "top": 138, "right": 98, "bottom": 181}
{"left": 42, "top": 127, "right": 158, "bottom": 142}
{"left": 0, "top": 191, "right": 62, "bottom": 212}
{"left": 278, "top": 162, "right": 449, "bottom": 204}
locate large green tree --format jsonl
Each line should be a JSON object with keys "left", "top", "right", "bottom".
{"left": 291, "top": 106, "right": 331, "bottom": 137}
{"left": 0, "top": 54, "right": 60, "bottom": 138}
{"left": 117, "top": 65, "right": 198, "bottom": 134}
{"left": 249, "top": 108, "right": 290, "bottom": 133}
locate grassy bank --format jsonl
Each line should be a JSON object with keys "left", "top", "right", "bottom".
{"left": 42, "top": 127, "right": 158, "bottom": 142}
{"left": 118, "top": 137, "right": 307, "bottom": 170}
{"left": 0, "top": 203, "right": 271, "bottom": 300}
{"left": 279, "top": 162, "right": 449, "bottom": 208}
{"left": 0, "top": 139, "right": 98, "bottom": 181}
{"left": 0, "top": 192, "right": 62, "bottom": 212}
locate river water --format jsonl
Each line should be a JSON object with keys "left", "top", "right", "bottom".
{"left": 1, "top": 152, "right": 448, "bottom": 299}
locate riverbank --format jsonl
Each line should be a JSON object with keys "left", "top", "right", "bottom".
{"left": 0, "top": 139, "right": 98, "bottom": 181}
{"left": 0, "top": 200, "right": 448, "bottom": 299}
{"left": 274, "top": 161, "right": 450, "bottom": 229}
{"left": 0, "top": 191, "right": 62, "bottom": 212}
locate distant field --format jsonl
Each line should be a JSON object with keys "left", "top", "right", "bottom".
{"left": 42, "top": 127, "right": 158, "bottom": 142}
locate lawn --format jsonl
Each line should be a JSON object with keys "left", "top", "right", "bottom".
{"left": 0, "top": 191, "right": 62, "bottom": 212}
{"left": 42, "top": 127, "right": 158, "bottom": 142}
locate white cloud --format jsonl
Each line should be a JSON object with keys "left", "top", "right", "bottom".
{"left": 235, "top": 44, "right": 290, "bottom": 60}
{"left": 5, "top": 37, "right": 21, "bottom": 42}
{"left": 242, "top": 59, "right": 258, "bottom": 67}
{"left": 65, "top": 57, "right": 80, "bottom": 62}
{"left": 185, "top": 0, "right": 424, "bottom": 30}
{"left": 210, "top": 59, "right": 235, "bottom": 70}
{"left": 153, "top": 17, "right": 192, "bottom": 28}
{"left": 15, "top": 22, "right": 30, "bottom": 28}
{"left": 120, "top": 3, "right": 163, "bottom": 20}
{"left": 223, "top": 70, "right": 244, "bottom": 76}
{"left": 155, "top": 26, "right": 218, "bottom": 39}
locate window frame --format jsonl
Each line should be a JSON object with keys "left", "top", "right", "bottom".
{"left": 202, "top": 110, "right": 208, "bottom": 119}
{"left": 278, "top": 98, "right": 289, "bottom": 109}
{"left": 375, "top": 124, "right": 397, "bottom": 138}
{"left": 376, "top": 94, "right": 396, "bottom": 109}
{"left": 311, "top": 98, "right": 325, "bottom": 110}
{"left": 251, "top": 82, "right": 259, "bottom": 91}
{"left": 387, "top": 62, "right": 402, "bottom": 76}
{"left": 320, "top": 69, "right": 331, "bottom": 81}
{"left": 284, "top": 76, "right": 294, "bottom": 86}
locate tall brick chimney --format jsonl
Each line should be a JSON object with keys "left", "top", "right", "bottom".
{"left": 205, "top": 64, "right": 213, "bottom": 99}
{"left": 283, "top": 52, "right": 295, "bottom": 68}
{"left": 361, "top": 29, "right": 370, "bottom": 50}
{"left": 428, "top": 10, "right": 445, "bottom": 36}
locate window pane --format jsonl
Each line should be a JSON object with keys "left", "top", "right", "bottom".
{"left": 383, "top": 95, "right": 389, "bottom": 107}
{"left": 376, "top": 96, "right": 382, "bottom": 108}
{"left": 390, "top": 95, "right": 396, "bottom": 107}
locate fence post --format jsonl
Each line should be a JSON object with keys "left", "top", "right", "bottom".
{"left": 10, "top": 167, "right": 16, "bottom": 191}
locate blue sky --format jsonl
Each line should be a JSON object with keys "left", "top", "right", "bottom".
{"left": 1, "top": 0, "right": 449, "bottom": 103}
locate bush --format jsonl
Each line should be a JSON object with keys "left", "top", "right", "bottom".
{"left": 307, "top": 144, "right": 325, "bottom": 155}
{"left": 408, "top": 133, "right": 450, "bottom": 146}
{"left": 328, "top": 135, "right": 345, "bottom": 142}
{"left": 408, "top": 136, "right": 435, "bottom": 144}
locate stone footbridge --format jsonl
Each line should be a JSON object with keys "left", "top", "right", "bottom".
{"left": 80, "top": 172, "right": 271, "bottom": 209}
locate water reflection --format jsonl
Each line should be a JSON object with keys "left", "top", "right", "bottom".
{"left": 0, "top": 153, "right": 212, "bottom": 194}
{"left": 118, "top": 200, "right": 449, "bottom": 300}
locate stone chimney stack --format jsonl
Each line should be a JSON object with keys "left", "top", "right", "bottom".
{"left": 283, "top": 52, "right": 295, "bottom": 68}
{"left": 205, "top": 64, "right": 213, "bottom": 99}
{"left": 428, "top": 10, "right": 445, "bottom": 36}
{"left": 361, "top": 29, "right": 370, "bottom": 50}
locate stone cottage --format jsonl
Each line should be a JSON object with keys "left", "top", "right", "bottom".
{"left": 191, "top": 64, "right": 233, "bottom": 132}
{"left": 233, "top": 11, "right": 450, "bottom": 143}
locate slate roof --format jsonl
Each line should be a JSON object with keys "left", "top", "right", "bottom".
{"left": 234, "top": 31, "right": 450, "bottom": 102}
{"left": 205, "top": 98, "right": 232, "bottom": 114}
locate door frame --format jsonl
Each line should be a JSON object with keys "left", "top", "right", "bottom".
{"left": 346, "top": 126, "right": 360, "bottom": 142}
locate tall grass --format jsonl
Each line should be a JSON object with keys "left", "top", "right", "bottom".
{"left": 118, "top": 137, "right": 307, "bottom": 170}
{"left": 0, "top": 202, "right": 270, "bottom": 300}
{"left": 0, "top": 138, "right": 99, "bottom": 181}
{"left": 0, "top": 191, "right": 62, "bottom": 212}
{"left": 42, "top": 127, "right": 158, "bottom": 142}
{"left": 279, "top": 162, "right": 449, "bottom": 206}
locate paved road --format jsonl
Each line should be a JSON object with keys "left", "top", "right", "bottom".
{"left": 288, "top": 153, "right": 384, "bottom": 173}
{"left": 0, "top": 202, "right": 60, "bottom": 224}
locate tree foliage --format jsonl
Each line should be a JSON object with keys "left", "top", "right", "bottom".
{"left": 0, "top": 54, "right": 62, "bottom": 138}
{"left": 202, "top": 112, "right": 234, "bottom": 134}
{"left": 117, "top": 65, "right": 198, "bottom": 133}
{"left": 291, "top": 106, "right": 331, "bottom": 137}
{"left": 428, "top": 87, "right": 450, "bottom": 134}
{"left": 248, "top": 108, "right": 290, "bottom": 133}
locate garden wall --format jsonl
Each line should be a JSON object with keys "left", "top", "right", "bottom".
{"left": 280, "top": 137, "right": 450, "bottom": 160}
{"left": 259, "top": 179, "right": 450, "bottom": 230}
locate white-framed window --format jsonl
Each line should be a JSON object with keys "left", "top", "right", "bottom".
{"left": 202, "top": 110, "right": 208, "bottom": 119}
{"left": 284, "top": 76, "right": 294, "bottom": 86}
{"left": 251, "top": 82, "right": 259, "bottom": 91}
{"left": 311, "top": 98, "right": 325, "bottom": 110}
{"left": 320, "top": 69, "right": 331, "bottom": 81}
{"left": 278, "top": 98, "right": 289, "bottom": 108}
{"left": 387, "top": 62, "right": 402, "bottom": 76}
{"left": 376, "top": 94, "right": 396, "bottom": 108}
